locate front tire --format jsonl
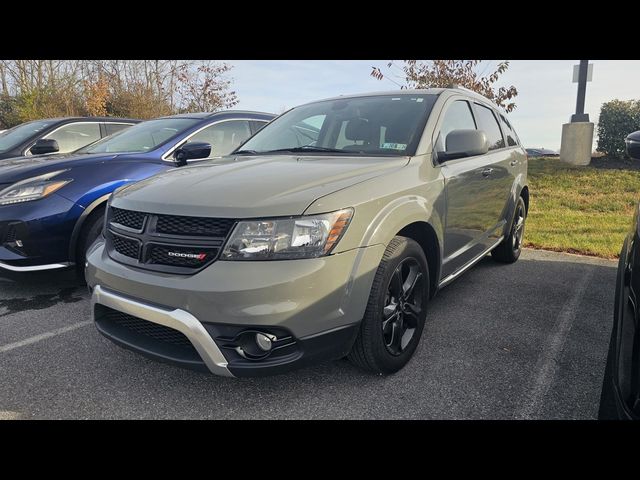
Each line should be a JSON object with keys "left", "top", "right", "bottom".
{"left": 348, "top": 236, "right": 429, "bottom": 374}
{"left": 492, "top": 195, "right": 526, "bottom": 263}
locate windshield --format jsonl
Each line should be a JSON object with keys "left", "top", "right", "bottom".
{"left": 80, "top": 118, "right": 200, "bottom": 154}
{"left": 236, "top": 94, "right": 437, "bottom": 156}
{"left": 0, "top": 120, "right": 57, "bottom": 153}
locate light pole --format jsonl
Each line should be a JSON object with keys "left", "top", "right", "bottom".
{"left": 571, "top": 60, "right": 590, "bottom": 123}
{"left": 560, "top": 60, "right": 594, "bottom": 165}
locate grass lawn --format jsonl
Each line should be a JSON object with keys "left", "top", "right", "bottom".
{"left": 524, "top": 157, "right": 640, "bottom": 259}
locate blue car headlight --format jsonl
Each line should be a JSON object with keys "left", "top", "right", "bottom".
{"left": 0, "top": 170, "right": 71, "bottom": 206}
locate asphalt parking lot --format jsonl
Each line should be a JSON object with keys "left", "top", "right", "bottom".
{"left": 0, "top": 249, "right": 616, "bottom": 419}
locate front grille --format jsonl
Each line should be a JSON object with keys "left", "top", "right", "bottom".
{"left": 148, "top": 245, "right": 217, "bottom": 267}
{"left": 112, "top": 233, "right": 140, "bottom": 259}
{"left": 111, "top": 207, "right": 145, "bottom": 230}
{"left": 156, "top": 215, "right": 235, "bottom": 237}
{"left": 106, "top": 206, "right": 235, "bottom": 274}
{"left": 108, "top": 310, "right": 192, "bottom": 347}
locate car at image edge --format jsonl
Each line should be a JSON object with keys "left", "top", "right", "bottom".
{"left": 86, "top": 88, "right": 529, "bottom": 377}
{"left": 525, "top": 147, "right": 558, "bottom": 158}
{"left": 0, "top": 117, "right": 140, "bottom": 160}
{"left": 0, "top": 110, "right": 274, "bottom": 275}
{"left": 599, "top": 129, "right": 640, "bottom": 420}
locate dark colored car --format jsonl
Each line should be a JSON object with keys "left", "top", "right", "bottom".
{"left": 0, "top": 110, "right": 274, "bottom": 274}
{"left": 0, "top": 117, "right": 140, "bottom": 160}
{"left": 525, "top": 147, "right": 559, "bottom": 158}
{"left": 599, "top": 132, "right": 640, "bottom": 419}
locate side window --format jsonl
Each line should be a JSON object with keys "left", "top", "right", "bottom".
{"left": 187, "top": 120, "right": 252, "bottom": 158}
{"left": 498, "top": 114, "right": 518, "bottom": 147}
{"left": 249, "top": 121, "right": 268, "bottom": 135}
{"left": 435, "top": 100, "right": 476, "bottom": 154}
{"left": 104, "top": 123, "right": 133, "bottom": 137}
{"left": 474, "top": 104, "right": 505, "bottom": 150}
{"left": 41, "top": 122, "right": 102, "bottom": 154}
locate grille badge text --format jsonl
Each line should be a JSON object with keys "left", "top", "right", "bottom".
{"left": 167, "top": 251, "right": 207, "bottom": 261}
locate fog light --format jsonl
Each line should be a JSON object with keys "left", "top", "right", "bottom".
{"left": 231, "top": 331, "right": 277, "bottom": 360}
{"left": 15, "top": 240, "right": 23, "bottom": 247}
{"left": 256, "top": 333, "right": 273, "bottom": 351}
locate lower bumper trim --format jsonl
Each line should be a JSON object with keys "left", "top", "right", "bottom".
{"left": 91, "top": 285, "right": 233, "bottom": 377}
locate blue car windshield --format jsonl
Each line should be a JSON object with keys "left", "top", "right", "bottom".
{"left": 0, "top": 119, "right": 57, "bottom": 153}
{"left": 80, "top": 118, "right": 200, "bottom": 154}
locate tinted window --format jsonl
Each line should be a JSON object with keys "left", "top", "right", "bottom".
{"left": 238, "top": 95, "right": 437, "bottom": 157}
{"left": 104, "top": 123, "right": 134, "bottom": 137}
{"left": 0, "top": 119, "right": 56, "bottom": 153}
{"left": 249, "top": 120, "right": 268, "bottom": 134}
{"left": 81, "top": 118, "right": 199, "bottom": 154}
{"left": 474, "top": 104, "right": 505, "bottom": 150}
{"left": 41, "top": 122, "right": 101, "bottom": 154}
{"left": 187, "top": 120, "right": 252, "bottom": 158}
{"left": 498, "top": 114, "right": 518, "bottom": 147}
{"left": 435, "top": 100, "right": 476, "bottom": 154}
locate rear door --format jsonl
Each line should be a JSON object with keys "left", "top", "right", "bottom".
{"left": 469, "top": 102, "right": 514, "bottom": 242}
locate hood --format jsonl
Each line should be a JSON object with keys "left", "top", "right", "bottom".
{"left": 111, "top": 154, "right": 408, "bottom": 218}
{"left": 0, "top": 153, "right": 120, "bottom": 184}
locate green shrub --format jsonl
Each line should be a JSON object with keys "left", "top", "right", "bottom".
{"left": 597, "top": 99, "right": 640, "bottom": 158}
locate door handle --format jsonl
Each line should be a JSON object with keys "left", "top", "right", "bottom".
{"left": 510, "top": 159, "right": 518, "bottom": 166}
{"left": 481, "top": 168, "right": 494, "bottom": 177}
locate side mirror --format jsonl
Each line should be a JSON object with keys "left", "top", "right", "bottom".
{"left": 626, "top": 131, "right": 640, "bottom": 160}
{"left": 173, "top": 142, "right": 212, "bottom": 167}
{"left": 441, "top": 129, "right": 489, "bottom": 161}
{"left": 30, "top": 138, "right": 60, "bottom": 155}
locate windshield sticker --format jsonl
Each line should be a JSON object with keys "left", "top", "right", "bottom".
{"left": 382, "top": 142, "right": 407, "bottom": 150}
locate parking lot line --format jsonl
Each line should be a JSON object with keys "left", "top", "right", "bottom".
{"left": 0, "top": 321, "right": 91, "bottom": 354}
{"left": 516, "top": 269, "right": 594, "bottom": 419}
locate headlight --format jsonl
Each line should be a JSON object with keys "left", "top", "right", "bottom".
{"left": 221, "top": 208, "right": 353, "bottom": 260}
{"left": 0, "top": 170, "right": 71, "bottom": 206}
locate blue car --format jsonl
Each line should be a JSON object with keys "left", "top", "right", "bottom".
{"left": 0, "top": 110, "right": 274, "bottom": 275}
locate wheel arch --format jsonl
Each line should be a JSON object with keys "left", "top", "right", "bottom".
{"left": 396, "top": 221, "right": 441, "bottom": 298}
{"left": 520, "top": 184, "right": 530, "bottom": 214}
{"left": 355, "top": 196, "right": 444, "bottom": 298}
{"left": 68, "top": 193, "right": 111, "bottom": 262}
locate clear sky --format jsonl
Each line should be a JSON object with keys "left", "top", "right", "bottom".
{"left": 229, "top": 60, "right": 640, "bottom": 151}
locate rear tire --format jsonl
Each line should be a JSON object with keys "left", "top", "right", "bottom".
{"left": 492, "top": 195, "right": 526, "bottom": 264}
{"left": 75, "top": 209, "right": 105, "bottom": 282}
{"left": 348, "top": 236, "right": 429, "bottom": 374}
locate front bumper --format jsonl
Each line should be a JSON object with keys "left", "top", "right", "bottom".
{"left": 0, "top": 194, "right": 81, "bottom": 270}
{"left": 87, "top": 240, "right": 384, "bottom": 376}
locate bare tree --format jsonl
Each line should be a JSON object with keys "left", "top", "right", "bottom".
{"left": 0, "top": 59, "right": 240, "bottom": 125}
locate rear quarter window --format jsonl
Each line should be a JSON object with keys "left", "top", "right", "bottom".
{"left": 474, "top": 104, "right": 505, "bottom": 151}
{"left": 498, "top": 114, "right": 519, "bottom": 147}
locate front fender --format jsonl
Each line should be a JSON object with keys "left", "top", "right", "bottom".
{"left": 67, "top": 180, "right": 137, "bottom": 261}
{"left": 361, "top": 195, "right": 444, "bottom": 252}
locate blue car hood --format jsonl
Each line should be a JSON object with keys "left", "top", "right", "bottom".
{"left": 0, "top": 153, "right": 121, "bottom": 184}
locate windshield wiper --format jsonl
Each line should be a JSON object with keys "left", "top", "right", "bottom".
{"left": 261, "top": 146, "right": 360, "bottom": 154}
{"left": 233, "top": 149, "right": 259, "bottom": 155}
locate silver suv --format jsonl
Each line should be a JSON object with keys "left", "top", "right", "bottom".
{"left": 86, "top": 88, "right": 528, "bottom": 377}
